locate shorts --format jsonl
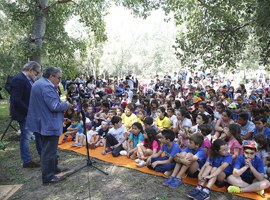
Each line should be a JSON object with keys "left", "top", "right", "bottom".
{"left": 215, "top": 181, "right": 229, "bottom": 188}
{"left": 242, "top": 176, "right": 254, "bottom": 185}
{"left": 187, "top": 170, "right": 199, "bottom": 178}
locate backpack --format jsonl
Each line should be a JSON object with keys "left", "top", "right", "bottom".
{"left": 4, "top": 75, "right": 14, "bottom": 95}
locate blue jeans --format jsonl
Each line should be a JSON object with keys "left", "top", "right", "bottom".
{"left": 19, "top": 120, "right": 32, "bottom": 164}
{"left": 151, "top": 157, "right": 176, "bottom": 172}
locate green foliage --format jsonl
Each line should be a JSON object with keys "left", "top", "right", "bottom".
{"left": 120, "top": 0, "right": 270, "bottom": 71}
{"left": 0, "top": 0, "right": 109, "bottom": 81}
{"left": 2, "top": 0, "right": 270, "bottom": 76}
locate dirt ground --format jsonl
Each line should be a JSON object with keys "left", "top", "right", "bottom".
{"left": 0, "top": 131, "right": 251, "bottom": 200}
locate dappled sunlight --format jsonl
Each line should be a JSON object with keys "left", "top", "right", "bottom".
{"left": 61, "top": 156, "right": 85, "bottom": 164}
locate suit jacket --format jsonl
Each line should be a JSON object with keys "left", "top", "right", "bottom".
{"left": 10, "top": 72, "right": 32, "bottom": 122}
{"left": 26, "top": 77, "right": 68, "bottom": 136}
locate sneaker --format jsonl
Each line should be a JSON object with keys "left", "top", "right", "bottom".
{"left": 162, "top": 176, "right": 175, "bottom": 186}
{"left": 186, "top": 188, "right": 201, "bottom": 199}
{"left": 194, "top": 190, "right": 210, "bottom": 200}
{"left": 77, "top": 143, "right": 82, "bottom": 147}
{"left": 61, "top": 137, "right": 67, "bottom": 143}
{"left": 71, "top": 142, "right": 80, "bottom": 147}
{"left": 135, "top": 159, "right": 142, "bottom": 163}
{"left": 168, "top": 177, "right": 183, "bottom": 189}
{"left": 136, "top": 160, "right": 146, "bottom": 167}
{"left": 227, "top": 186, "right": 241, "bottom": 194}
{"left": 257, "top": 189, "right": 265, "bottom": 197}
{"left": 119, "top": 150, "right": 127, "bottom": 156}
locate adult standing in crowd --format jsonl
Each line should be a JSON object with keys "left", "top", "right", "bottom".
{"left": 10, "top": 61, "right": 42, "bottom": 168}
{"left": 26, "top": 67, "right": 72, "bottom": 184}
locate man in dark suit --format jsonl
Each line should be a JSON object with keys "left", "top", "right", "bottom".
{"left": 10, "top": 61, "right": 42, "bottom": 168}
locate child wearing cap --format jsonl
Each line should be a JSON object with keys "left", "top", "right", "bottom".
{"left": 227, "top": 103, "right": 238, "bottom": 121}
{"left": 227, "top": 140, "right": 270, "bottom": 197}
{"left": 249, "top": 94, "right": 259, "bottom": 110}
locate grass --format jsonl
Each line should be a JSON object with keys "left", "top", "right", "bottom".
{"left": 0, "top": 99, "right": 250, "bottom": 200}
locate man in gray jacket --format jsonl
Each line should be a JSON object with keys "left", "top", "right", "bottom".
{"left": 27, "top": 67, "right": 72, "bottom": 184}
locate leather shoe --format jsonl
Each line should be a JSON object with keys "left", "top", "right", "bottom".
{"left": 23, "top": 160, "right": 40, "bottom": 168}
{"left": 43, "top": 176, "right": 65, "bottom": 185}
{"left": 55, "top": 167, "right": 69, "bottom": 175}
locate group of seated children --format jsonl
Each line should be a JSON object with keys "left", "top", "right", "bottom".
{"left": 60, "top": 107, "right": 270, "bottom": 199}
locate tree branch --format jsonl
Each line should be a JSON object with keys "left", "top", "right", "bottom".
{"left": 43, "top": 0, "right": 77, "bottom": 12}
{"left": 209, "top": 22, "right": 250, "bottom": 34}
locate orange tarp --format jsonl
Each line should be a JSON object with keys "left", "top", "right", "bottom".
{"left": 58, "top": 139, "right": 270, "bottom": 200}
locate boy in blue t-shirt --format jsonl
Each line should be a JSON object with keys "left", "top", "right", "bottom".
{"left": 186, "top": 139, "right": 233, "bottom": 200}
{"left": 69, "top": 117, "right": 84, "bottom": 147}
{"left": 62, "top": 116, "right": 83, "bottom": 143}
{"left": 253, "top": 115, "right": 270, "bottom": 139}
{"left": 148, "top": 129, "right": 181, "bottom": 173}
{"left": 163, "top": 132, "right": 206, "bottom": 189}
{"left": 227, "top": 140, "right": 270, "bottom": 197}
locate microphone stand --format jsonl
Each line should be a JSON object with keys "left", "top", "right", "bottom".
{"left": 65, "top": 82, "right": 108, "bottom": 177}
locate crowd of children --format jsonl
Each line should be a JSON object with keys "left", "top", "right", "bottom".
{"left": 60, "top": 72, "right": 270, "bottom": 199}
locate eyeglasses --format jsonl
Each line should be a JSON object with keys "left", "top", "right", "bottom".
{"left": 53, "top": 75, "right": 62, "bottom": 80}
{"left": 33, "top": 69, "right": 40, "bottom": 76}
{"left": 244, "top": 151, "right": 255, "bottom": 155}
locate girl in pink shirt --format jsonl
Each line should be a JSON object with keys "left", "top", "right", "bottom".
{"left": 225, "top": 123, "right": 243, "bottom": 160}
{"left": 136, "top": 128, "right": 161, "bottom": 167}
{"left": 198, "top": 124, "right": 212, "bottom": 158}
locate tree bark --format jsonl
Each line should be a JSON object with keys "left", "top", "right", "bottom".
{"left": 30, "top": 0, "right": 48, "bottom": 64}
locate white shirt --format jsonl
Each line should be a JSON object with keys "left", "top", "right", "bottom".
{"left": 108, "top": 124, "right": 127, "bottom": 144}
{"left": 170, "top": 115, "right": 178, "bottom": 129}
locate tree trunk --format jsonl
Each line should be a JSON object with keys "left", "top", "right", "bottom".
{"left": 30, "top": 0, "right": 48, "bottom": 64}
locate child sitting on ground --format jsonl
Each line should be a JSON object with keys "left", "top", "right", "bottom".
{"left": 143, "top": 116, "right": 158, "bottom": 132}
{"left": 227, "top": 140, "right": 270, "bottom": 197}
{"left": 126, "top": 122, "right": 144, "bottom": 159}
{"left": 102, "top": 116, "right": 127, "bottom": 157}
{"left": 69, "top": 117, "right": 85, "bottom": 147}
{"left": 198, "top": 124, "right": 212, "bottom": 158}
{"left": 136, "top": 128, "right": 161, "bottom": 167}
{"left": 63, "top": 107, "right": 75, "bottom": 134}
{"left": 177, "top": 126, "right": 193, "bottom": 149}
{"left": 163, "top": 133, "right": 206, "bottom": 189}
{"left": 225, "top": 123, "right": 243, "bottom": 161}
{"left": 186, "top": 139, "right": 233, "bottom": 200}
{"left": 88, "top": 120, "right": 110, "bottom": 149}
{"left": 253, "top": 134, "right": 269, "bottom": 178}
{"left": 62, "top": 116, "right": 82, "bottom": 143}
{"left": 148, "top": 129, "right": 181, "bottom": 174}
{"left": 137, "top": 110, "right": 146, "bottom": 125}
